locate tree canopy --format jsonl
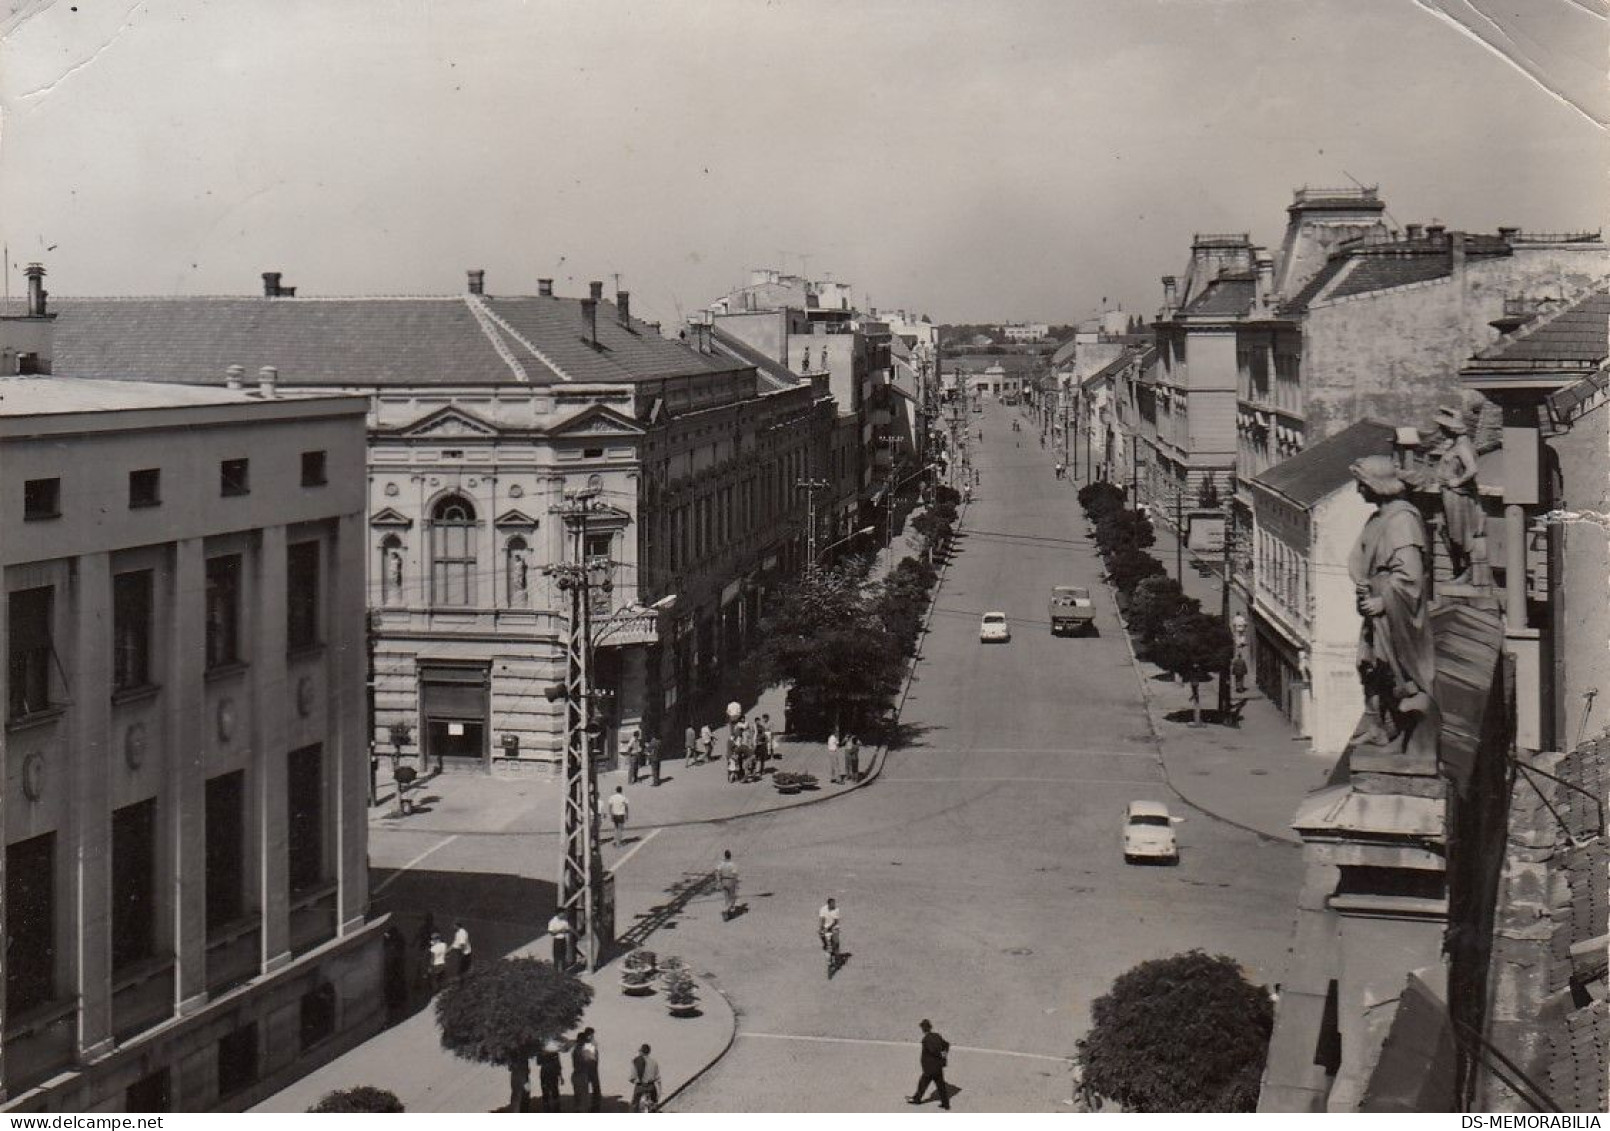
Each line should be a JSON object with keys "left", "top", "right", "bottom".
{"left": 308, "top": 1087, "right": 405, "bottom": 1113}
{"left": 1076, "top": 950, "right": 1273, "bottom": 1112}
{"left": 1095, "top": 509, "right": 1156, "bottom": 557}
{"left": 435, "top": 957, "right": 593, "bottom": 1069}
{"left": 1107, "top": 549, "right": 1166, "bottom": 598}
{"left": 1149, "top": 610, "right": 1233, "bottom": 686}
{"left": 1127, "top": 576, "right": 1198, "bottom": 651}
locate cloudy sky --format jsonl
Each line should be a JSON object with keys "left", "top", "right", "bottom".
{"left": 0, "top": 0, "right": 1603, "bottom": 325}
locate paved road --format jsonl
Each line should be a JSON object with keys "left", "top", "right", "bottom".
{"left": 601, "top": 402, "right": 1307, "bottom": 1112}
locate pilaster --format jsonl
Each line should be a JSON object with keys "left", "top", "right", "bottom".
{"left": 72, "top": 553, "right": 113, "bottom": 1059}
{"left": 169, "top": 539, "right": 208, "bottom": 1013}
{"left": 255, "top": 526, "right": 290, "bottom": 972}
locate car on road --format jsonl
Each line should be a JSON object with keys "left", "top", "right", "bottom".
{"left": 979, "top": 611, "right": 1011, "bottom": 643}
{"left": 1049, "top": 585, "right": 1096, "bottom": 636}
{"left": 1123, "top": 800, "right": 1178, "bottom": 864}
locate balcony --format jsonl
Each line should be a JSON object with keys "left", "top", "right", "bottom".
{"left": 112, "top": 955, "right": 176, "bottom": 1042}
{"left": 206, "top": 913, "right": 263, "bottom": 997}
{"left": 3, "top": 995, "right": 77, "bottom": 1094}
{"left": 289, "top": 881, "right": 338, "bottom": 958}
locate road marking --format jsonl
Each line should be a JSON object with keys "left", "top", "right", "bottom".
{"left": 882, "top": 775, "right": 1160, "bottom": 786}
{"left": 739, "top": 1031, "right": 1071, "bottom": 1065}
{"left": 608, "top": 826, "right": 662, "bottom": 874}
{"left": 373, "top": 834, "right": 459, "bottom": 894}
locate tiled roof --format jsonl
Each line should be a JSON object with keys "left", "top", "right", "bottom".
{"left": 1326, "top": 255, "right": 1453, "bottom": 301}
{"left": 1474, "top": 285, "right": 1610, "bottom": 365}
{"left": 1548, "top": 1002, "right": 1608, "bottom": 1115}
{"left": 1250, "top": 417, "right": 1395, "bottom": 508}
{"left": 0, "top": 374, "right": 357, "bottom": 416}
{"left": 1181, "top": 276, "right": 1254, "bottom": 318}
{"left": 13, "top": 294, "right": 743, "bottom": 388}
{"left": 1050, "top": 339, "right": 1079, "bottom": 367}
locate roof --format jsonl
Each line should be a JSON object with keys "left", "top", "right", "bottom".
{"left": 708, "top": 326, "right": 804, "bottom": 393}
{"left": 1050, "top": 339, "right": 1079, "bottom": 367}
{"left": 1474, "top": 284, "right": 1610, "bottom": 365}
{"left": 1251, "top": 417, "right": 1395, "bottom": 508}
{"left": 943, "top": 353, "right": 1037, "bottom": 374}
{"left": 1126, "top": 800, "right": 1171, "bottom": 818}
{"left": 0, "top": 374, "right": 358, "bottom": 416}
{"left": 1180, "top": 275, "right": 1255, "bottom": 318}
{"left": 12, "top": 294, "right": 745, "bottom": 388}
{"left": 1282, "top": 236, "right": 1517, "bottom": 316}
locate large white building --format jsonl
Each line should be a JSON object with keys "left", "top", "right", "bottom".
{"left": 0, "top": 363, "right": 378, "bottom": 1111}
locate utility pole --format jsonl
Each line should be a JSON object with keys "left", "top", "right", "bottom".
{"left": 1218, "top": 504, "right": 1237, "bottom": 719}
{"left": 366, "top": 609, "right": 379, "bottom": 807}
{"left": 1174, "top": 482, "right": 1184, "bottom": 581}
{"left": 797, "top": 476, "right": 831, "bottom": 568}
{"left": 1085, "top": 393, "right": 1094, "bottom": 484}
{"left": 544, "top": 490, "right": 616, "bottom": 972}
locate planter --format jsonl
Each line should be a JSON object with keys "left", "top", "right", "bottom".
{"left": 620, "top": 978, "right": 656, "bottom": 996}
{"left": 775, "top": 784, "right": 801, "bottom": 795}
{"left": 667, "top": 1000, "right": 701, "bottom": 1017}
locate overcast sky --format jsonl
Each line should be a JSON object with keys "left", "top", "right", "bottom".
{"left": 0, "top": 0, "right": 1603, "bottom": 326}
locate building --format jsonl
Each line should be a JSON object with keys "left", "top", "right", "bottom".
{"left": 23, "top": 269, "right": 820, "bottom": 773}
{"left": 0, "top": 366, "right": 379, "bottom": 1110}
{"left": 999, "top": 322, "right": 1049, "bottom": 343}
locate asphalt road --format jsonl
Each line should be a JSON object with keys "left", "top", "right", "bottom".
{"left": 613, "top": 401, "right": 1307, "bottom": 1113}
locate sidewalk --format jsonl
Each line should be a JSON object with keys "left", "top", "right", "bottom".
{"left": 254, "top": 942, "right": 735, "bottom": 1113}
{"left": 1059, "top": 466, "right": 1331, "bottom": 846}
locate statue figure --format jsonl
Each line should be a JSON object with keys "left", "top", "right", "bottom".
{"left": 1431, "top": 404, "right": 1483, "bottom": 584}
{"left": 1347, "top": 455, "right": 1439, "bottom": 756}
{"left": 386, "top": 545, "right": 404, "bottom": 603}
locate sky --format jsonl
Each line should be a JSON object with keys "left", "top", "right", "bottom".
{"left": 0, "top": 0, "right": 1604, "bottom": 326}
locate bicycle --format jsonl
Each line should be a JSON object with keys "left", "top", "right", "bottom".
{"left": 821, "top": 925, "right": 841, "bottom": 977}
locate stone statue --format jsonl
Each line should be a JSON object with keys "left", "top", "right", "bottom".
{"left": 1431, "top": 404, "right": 1484, "bottom": 584}
{"left": 1347, "top": 455, "right": 1439, "bottom": 757}
{"left": 386, "top": 546, "right": 404, "bottom": 602}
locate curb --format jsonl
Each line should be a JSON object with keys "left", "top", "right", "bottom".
{"left": 1086, "top": 512, "right": 1303, "bottom": 849}
{"left": 655, "top": 976, "right": 740, "bottom": 1111}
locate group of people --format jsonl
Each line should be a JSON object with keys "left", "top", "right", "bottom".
{"left": 411, "top": 914, "right": 473, "bottom": 996}
{"left": 683, "top": 713, "right": 776, "bottom": 784}
{"left": 825, "top": 730, "right": 864, "bottom": 784}
{"left": 505, "top": 1027, "right": 660, "bottom": 1113}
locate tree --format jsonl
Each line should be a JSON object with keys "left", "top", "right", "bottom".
{"left": 1148, "top": 611, "right": 1233, "bottom": 725}
{"left": 308, "top": 1087, "right": 405, "bottom": 1113}
{"left": 1095, "top": 510, "right": 1155, "bottom": 558}
{"left": 1127, "top": 576, "right": 1198, "bottom": 653}
{"left": 1107, "top": 549, "right": 1166, "bottom": 599}
{"left": 1078, "top": 481, "right": 1125, "bottom": 518}
{"left": 435, "top": 958, "right": 593, "bottom": 1105}
{"left": 1076, "top": 950, "right": 1272, "bottom": 1112}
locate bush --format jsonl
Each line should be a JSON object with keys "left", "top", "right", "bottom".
{"left": 435, "top": 958, "right": 594, "bottom": 1101}
{"left": 309, "top": 1087, "right": 405, "bottom": 1113}
{"left": 1107, "top": 550, "right": 1166, "bottom": 598}
{"left": 1149, "top": 611, "right": 1233, "bottom": 687}
{"left": 1075, "top": 950, "right": 1273, "bottom": 1112}
{"left": 934, "top": 484, "right": 960, "bottom": 507}
{"left": 1078, "top": 481, "right": 1126, "bottom": 518}
{"left": 1127, "top": 576, "right": 1198, "bottom": 651}
{"left": 1095, "top": 510, "right": 1155, "bottom": 557}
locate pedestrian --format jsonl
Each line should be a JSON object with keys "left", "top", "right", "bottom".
{"left": 571, "top": 1028, "right": 601, "bottom": 1112}
{"left": 648, "top": 735, "right": 662, "bottom": 787}
{"left": 450, "top": 919, "right": 473, "bottom": 977}
{"left": 537, "top": 1039, "right": 564, "bottom": 1112}
{"left": 428, "top": 932, "right": 448, "bottom": 995}
{"left": 699, "top": 723, "right": 714, "bottom": 765}
{"left": 908, "top": 1019, "right": 952, "bottom": 1109}
{"left": 412, "top": 912, "right": 436, "bottom": 998}
{"left": 1231, "top": 651, "right": 1249, "bottom": 694}
{"left": 629, "top": 1043, "right": 661, "bottom": 1111}
{"left": 716, "top": 849, "right": 740, "bottom": 920}
{"left": 827, "top": 729, "right": 843, "bottom": 784}
{"left": 606, "top": 786, "right": 630, "bottom": 848}
{"left": 1231, "top": 610, "right": 1247, "bottom": 645}
{"left": 547, "top": 909, "right": 574, "bottom": 970}
{"left": 625, "top": 727, "right": 643, "bottom": 784}
{"left": 844, "top": 734, "right": 861, "bottom": 783}
{"left": 509, "top": 1053, "right": 531, "bottom": 1113}
{"left": 684, "top": 723, "right": 698, "bottom": 766}
{"left": 753, "top": 716, "right": 770, "bottom": 776}
{"left": 727, "top": 746, "right": 741, "bottom": 784}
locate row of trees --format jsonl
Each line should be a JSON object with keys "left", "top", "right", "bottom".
{"left": 1079, "top": 482, "right": 1233, "bottom": 725}
{"left": 751, "top": 498, "right": 956, "bottom": 738}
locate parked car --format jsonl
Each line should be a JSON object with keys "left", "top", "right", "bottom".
{"left": 979, "top": 611, "right": 1011, "bottom": 643}
{"left": 1049, "top": 585, "right": 1095, "bottom": 636}
{"left": 1123, "top": 800, "right": 1178, "bottom": 864}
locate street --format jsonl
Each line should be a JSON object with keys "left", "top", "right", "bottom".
{"left": 613, "top": 402, "right": 1307, "bottom": 1112}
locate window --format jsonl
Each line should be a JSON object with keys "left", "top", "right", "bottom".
{"left": 23, "top": 477, "right": 60, "bottom": 520}
{"left": 299, "top": 983, "right": 336, "bottom": 1052}
{"left": 112, "top": 799, "right": 158, "bottom": 971}
{"left": 6, "top": 833, "right": 56, "bottom": 1014}
{"left": 583, "top": 447, "right": 604, "bottom": 459}
{"left": 300, "top": 450, "right": 327, "bottom": 488}
{"left": 206, "top": 555, "right": 242, "bottom": 669}
{"left": 216, "top": 1023, "right": 259, "bottom": 1098}
{"left": 287, "top": 541, "right": 321, "bottom": 650}
{"left": 429, "top": 496, "right": 477, "bottom": 607}
{"left": 204, "top": 771, "right": 245, "bottom": 932}
{"left": 287, "top": 744, "right": 325, "bottom": 895}
{"left": 586, "top": 532, "right": 613, "bottom": 616}
{"left": 112, "top": 569, "right": 154, "bottom": 692}
{"left": 220, "top": 458, "right": 250, "bottom": 497}
{"left": 128, "top": 468, "right": 161, "bottom": 508}
{"left": 8, "top": 586, "right": 54, "bottom": 718}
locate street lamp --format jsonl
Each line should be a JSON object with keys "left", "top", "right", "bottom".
{"left": 816, "top": 525, "right": 876, "bottom": 563}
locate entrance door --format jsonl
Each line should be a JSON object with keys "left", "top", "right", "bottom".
{"left": 419, "top": 664, "right": 490, "bottom": 768}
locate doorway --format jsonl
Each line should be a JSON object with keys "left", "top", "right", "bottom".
{"left": 419, "top": 663, "right": 490, "bottom": 769}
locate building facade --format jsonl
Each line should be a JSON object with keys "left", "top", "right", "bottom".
{"left": 0, "top": 370, "right": 379, "bottom": 1112}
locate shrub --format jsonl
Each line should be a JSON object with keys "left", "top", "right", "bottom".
{"left": 1107, "top": 550, "right": 1166, "bottom": 597}
{"left": 1075, "top": 950, "right": 1273, "bottom": 1112}
{"left": 934, "top": 484, "right": 960, "bottom": 507}
{"left": 1078, "top": 481, "right": 1126, "bottom": 517}
{"left": 435, "top": 958, "right": 594, "bottom": 1102}
{"left": 1095, "top": 510, "right": 1155, "bottom": 557}
{"left": 1127, "top": 576, "right": 1197, "bottom": 651}
{"left": 308, "top": 1087, "right": 405, "bottom": 1113}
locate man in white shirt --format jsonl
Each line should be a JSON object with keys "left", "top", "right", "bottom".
{"left": 547, "top": 910, "right": 574, "bottom": 970}
{"left": 606, "top": 786, "right": 630, "bottom": 848}
{"left": 451, "top": 920, "right": 473, "bottom": 976}
{"left": 818, "top": 897, "right": 841, "bottom": 952}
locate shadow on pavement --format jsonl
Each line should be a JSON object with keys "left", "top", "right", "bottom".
{"left": 613, "top": 869, "right": 717, "bottom": 955}
{"left": 884, "top": 720, "right": 941, "bottom": 751}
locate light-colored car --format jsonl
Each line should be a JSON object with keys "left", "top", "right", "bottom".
{"left": 979, "top": 611, "right": 1011, "bottom": 643}
{"left": 1123, "top": 800, "right": 1178, "bottom": 863}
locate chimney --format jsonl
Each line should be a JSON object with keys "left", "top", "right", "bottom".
{"left": 616, "top": 290, "right": 631, "bottom": 325}
{"left": 24, "top": 263, "right": 46, "bottom": 317}
{"left": 258, "top": 365, "right": 278, "bottom": 398}
{"left": 225, "top": 364, "right": 245, "bottom": 391}
{"left": 1404, "top": 223, "right": 1423, "bottom": 241}
{"left": 581, "top": 297, "right": 598, "bottom": 345}
{"left": 467, "top": 269, "right": 485, "bottom": 295}
{"left": 538, "top": 278, "right": 554, "bottom": 297}
{"left": 589, "top": 280, "right": 604, "bottom": 302}
{"left": 262, "top": 271, "right": 282, "bottom": 298}
{"left": 1254, "top": 252, "right": 1275, "bottom": 311}
{"left": 1426, "top": 224, "right": 1446, "bottom": 244}
{"left": 1161, "top": 275, "right": 1178, "bottom": 314}
{"left": 1498, "top": 226, "right": 1520, "bottom": 243}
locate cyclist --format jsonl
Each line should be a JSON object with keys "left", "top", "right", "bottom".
{"left": 818, "top": 897, "right": 841, "bottom": 955}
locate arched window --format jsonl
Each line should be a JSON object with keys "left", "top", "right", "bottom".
{"left": 380, "top": 533, "right": 404, "bottom": 606}
{"left": 430, "top": 495, "right": 477, "bottom": 607}
{"left": 506, "top": 535, "right": 530, "bottom": 607}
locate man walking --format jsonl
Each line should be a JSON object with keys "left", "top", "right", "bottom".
{"left": 908, "top": 1019, "right": 952, "bottom": 1109}
{"left": 717, "top": 849, "right": 740, "bottom": 920}
{"left": 624, "top": 728, "right": 643, "bottom": 784}
{"left": 606, "top": 786, "right": 630, "bottom": 848}
{"left": 648, "top": 735, "right": 663, "bottom": 786}
{"left": 684, "top": 723, "right": 698, "bottom": 766}
{"left": 629, "top": 1043, "right": 661, "bottom": 1111}
{"left": 844, "top": 734, "right": 861, "bottom": 783}
{"left": 571, "top": 1028, "right": 601, "bottom": 1112}
{"left": 450, "top": 919, "right": 473, "bottom": 977}
{"left": 827, "top": 729, "right": 843, "bottom": 784}
{"left": 536, "top": 1039, "right": 564, "bottom": 1112}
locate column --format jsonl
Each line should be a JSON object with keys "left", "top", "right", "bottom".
{"left": 169, "top": 538, "right": 209, "bottom": 1014}
{"left": 332, "top": 514, "right": 369, "bottom": 932}
{"left": 73, "top": 552, "right": 114, "bottom": 1058}
{"left": 255, "top": 525, "right": 291, "bottom": 973}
